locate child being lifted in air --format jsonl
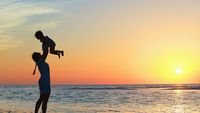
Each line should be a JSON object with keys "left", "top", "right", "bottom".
{"left": 33, "top": 30, "right": 64, "bottom": 75}
{"left": 35, "top": 30, "right": 64, "bottom": 59}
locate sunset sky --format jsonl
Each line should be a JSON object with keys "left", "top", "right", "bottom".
{"left": 1, "top": 0, "right": 200, "bottom": 85}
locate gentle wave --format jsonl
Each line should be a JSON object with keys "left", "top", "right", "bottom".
{"left": 53, "top": 84, "right": 200, "bottom": 90}
{"left": 1, "top": 84, "right": 200, "bottom": 90}
{"left": 1, "top": 84, "right": 200, "bottom": 112}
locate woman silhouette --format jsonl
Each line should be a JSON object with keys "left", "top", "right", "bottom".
{"left": 32, "top": 52, "right": 51, "bottom": 113}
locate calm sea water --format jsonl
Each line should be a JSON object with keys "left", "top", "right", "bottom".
{"left": 0, "top": 84, "right": 200, "bottom": 113}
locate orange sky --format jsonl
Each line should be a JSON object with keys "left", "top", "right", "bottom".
{"left": 1, "top": 0, "right": 200, "bottom": 85}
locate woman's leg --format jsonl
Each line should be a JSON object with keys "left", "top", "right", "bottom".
{"left": 35, "top": 94, "right": 43, "bottom": 113}
{"left": 42, "top": 93, "right": 50, "bottom": 113}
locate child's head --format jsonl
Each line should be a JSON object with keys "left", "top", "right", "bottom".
{"left": 35, "top": 30, "right": 44, "bottom": 40}
{"left": 32, "top": 52, "right": 42, "bottom": 63}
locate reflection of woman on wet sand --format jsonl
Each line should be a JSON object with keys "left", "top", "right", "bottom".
{"left": 32, "top": 52, "right": 51, "bottom": 113}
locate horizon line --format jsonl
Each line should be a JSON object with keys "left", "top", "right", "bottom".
{"left": 0, "top": 83, "right": 200, "bottom": 86}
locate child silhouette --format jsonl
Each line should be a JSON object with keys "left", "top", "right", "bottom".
{"left": 35, "top": 30, "right": 64, "bottom": 59}
{"left": 33, "top": 30, "right": 64, "bottom": 75}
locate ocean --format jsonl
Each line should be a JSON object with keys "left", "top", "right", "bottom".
{"left": 0, "top": 84, "right": 200, "bottom": 113}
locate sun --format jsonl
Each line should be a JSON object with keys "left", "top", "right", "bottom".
{"left": 175, "top": 68, "right": 182, "bottom": 75}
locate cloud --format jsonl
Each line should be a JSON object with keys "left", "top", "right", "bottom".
{"left": 0, "top": 0, "right": 60, "bottom": 50}
{"left": 27, "top": 21, "right": 62, "bottom": 31}
{"left": 0, "top": 35, "right": 23, "bottom": 50}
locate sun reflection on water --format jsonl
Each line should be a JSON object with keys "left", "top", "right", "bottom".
{"left": 174, "top": 89, "right": 182, "bottom": 95}
{"left": 174, "top": 89, "right": 184, "bottom": 113}
{"left": 175, "top": 105, "right": 184, "bottom": 113}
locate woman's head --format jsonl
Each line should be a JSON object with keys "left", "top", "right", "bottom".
{"left": 32, "top": 52, "right": 42, "bottom": 62}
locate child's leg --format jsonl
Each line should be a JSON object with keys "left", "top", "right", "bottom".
{"left": 50, "top": 46, "right": 63, "bottom": 58}
{"left": 50, "top": 46, "right": 58, "bottom": 55}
